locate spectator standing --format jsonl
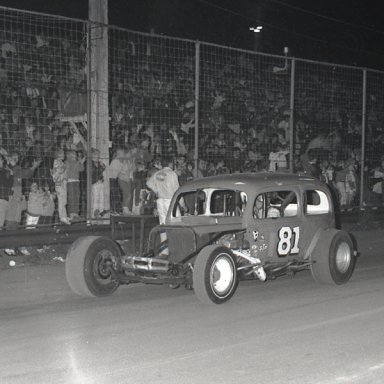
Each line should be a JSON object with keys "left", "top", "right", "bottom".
{"left": 117, "top": 149, "right": 136, "bottom": 216}
{"left": 196, "top": 159, "right": 207, "bottom": 178}
{"left": 345, "top": 159, "right": 357, "bottom": 207}
{"left": 214, "top": 160, "right": 230, "bottom": 175}
{"left": 268, "top": 144, "right": 289, "bottom": 172}
{"left": 135, "top": 135, "right": 153, "bottom": 166}
{"left": 227, "top": 147, "right": 244, "bottom": 173}
{"left": 335, "top": 160, "right": 348, "bottom": 209}
{"left": 0, "top": 154, "right": 13, "bottom": 228}
{"left": 5, "top": 151, "right": 40, "bottom": 229}
{"left": 300, "top": 152, "right": 321, "bottom": 179}
{"left": 33, "top": 146, "right": 54, "bottom": 193}
{"left": 151, "top": 134, "right": 163, "bottom": 158}
{"left": 206, "top": 161, "right": 217, "bottom": 177}
{"left": 25, "top": 182, "right": 44, "bottom": 228}
{"left": 132, "top": 136, "right": 153, "bottom": 213}
{"left": 39, "top": 186, "right": 56, "bottom": 225}
{"left": 66, "top": 150, "right": 85, "bottom": 220}
{"left": 320, "top": 160, "right": 334, "bottom": 185}
{"left": 52, "top": 148, "right": 70, "bottom": 225}
{"left": 108, "top": 148, "right": 125, "bottom": 214}
{"left": 248, "top": 138, "right": 264, "bottom": 164}
{"left": 175, "top": 155, "right": 193, "bottom": 185}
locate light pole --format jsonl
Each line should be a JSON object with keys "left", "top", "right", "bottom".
{"left": 249, "top": 25, "right": 263, "bottom": 51}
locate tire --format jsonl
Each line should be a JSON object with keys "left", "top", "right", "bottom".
{"left": 311, "top": 230, "right": 355, "bottom": 285}
{"left": 193, "top": 245, "right": 238, "bottom": 304}
{"left": 65, "top": 236, "right": 121, "bottom": 297}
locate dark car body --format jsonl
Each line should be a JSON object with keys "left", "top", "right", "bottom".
{"left": 66, "top": 173, "right": 357, "bottom": 304}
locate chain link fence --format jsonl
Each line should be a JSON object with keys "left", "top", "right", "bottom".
{"left": 0, "top": 6, "right": 383, "bottom": 230}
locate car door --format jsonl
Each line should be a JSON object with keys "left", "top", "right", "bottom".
{"left": 247, "top": 187, "right": 309, "bottom": 262}
{"left": 300, "top": 187, "right": 334, "bottom": 255}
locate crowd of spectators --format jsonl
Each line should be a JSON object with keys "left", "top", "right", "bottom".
{"left": 108, "top": 34, "right": 384, "bottom": 211}
{"left": 0, "top": 16, "right": 383, "bottom": 229}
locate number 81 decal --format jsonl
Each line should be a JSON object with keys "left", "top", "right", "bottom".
{"left": 277, "top": 226, "right": 300, "bottom": 256}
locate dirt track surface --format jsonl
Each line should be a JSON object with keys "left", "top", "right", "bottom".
{"left": 1, "top": 230, "right": 384, "bottom": 384}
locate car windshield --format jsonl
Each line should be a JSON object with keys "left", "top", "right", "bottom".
{"left": 172, "top": 189, "right": 247, "bottom": 217}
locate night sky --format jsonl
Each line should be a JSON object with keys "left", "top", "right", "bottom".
{"left": 0, "top": 0, "right": 383, "bottom": 69}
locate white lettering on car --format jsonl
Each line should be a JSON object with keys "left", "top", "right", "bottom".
{"left": 277, "top": 226, "right": 300, "bottom": 256}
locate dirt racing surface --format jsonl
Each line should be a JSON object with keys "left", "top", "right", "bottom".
{"left": 1, "top": 228, "right": 384, "bottom": 384}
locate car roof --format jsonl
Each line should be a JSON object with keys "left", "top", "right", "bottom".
{"left": 177, "top": 172, "right": 326, "bottom": 195}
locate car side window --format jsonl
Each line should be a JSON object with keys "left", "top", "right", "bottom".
{"left": 172, "top": 190, "right": 205, "bottom": 217}
{"left": 254, "top": 190, "right": 298, "bottom": 219}
{"left": 305, "top": 190, "right": 330, "bottom": 215}
{"left": 172, "top": 189, "right": 247, "bottom": 217}
{"left": 210, "top": 190, "right": 246, "bottom": 217}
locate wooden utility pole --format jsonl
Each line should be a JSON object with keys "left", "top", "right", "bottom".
{"left": 254, "top": 5, "right": 261, "bottom": 52}
{"left": 88, "top": 0, "right": 110, "bottom": 215}
{"left": 245, "top": 0, "right": 265, "bottom": 52}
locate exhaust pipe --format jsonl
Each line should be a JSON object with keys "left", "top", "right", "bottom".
{"left": 123, "top": 256, "right": 170, "bottom": 272}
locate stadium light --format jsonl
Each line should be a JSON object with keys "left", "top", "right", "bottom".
{"left": 249, "top": 26, "right": 263, "bottom": 33}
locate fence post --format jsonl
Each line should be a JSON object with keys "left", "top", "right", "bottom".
{"left": 89, "top": 2, "right": 110, "bottom": 220}
{"left": 86, "top": 21, "right": 93, "bottom": 223}
{"left": 194, "top": 41, "right": 200, "bottom": 178}
{"left": 359, "top": 68, "right": 367, "bottom": 208}
{"left": 289, "top": 58, "right": 295, "bottom": 173}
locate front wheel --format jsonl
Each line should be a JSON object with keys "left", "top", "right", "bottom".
{"left": 311, "top": 230, "right": 355, "bottom": 285}
{"left": 66, "top": 236, "right": 121, "bottom": 297}
{"left": 193, "top": 246, "right": 238, "bottom": 304}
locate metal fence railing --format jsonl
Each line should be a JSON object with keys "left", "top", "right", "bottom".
{"left": 0, "top": 6, "right": 384, "bottom": 230}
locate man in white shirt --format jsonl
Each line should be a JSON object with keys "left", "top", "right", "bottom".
{"left": 146, "top": 158, "right": 179, "bottom": 224}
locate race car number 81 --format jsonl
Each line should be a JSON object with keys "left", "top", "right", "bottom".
{"left": 277, "top": 226, "right": 300, "bottom": 256}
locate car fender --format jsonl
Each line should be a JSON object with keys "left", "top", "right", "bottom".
{"left": 309, "top": 228, "right": 352, "bottom": 261}
{"left": 190, "top": 244, "right": 225, "bottom": 272}
{"left": 304, "top": 227, "right": 334, "bottom": 260}
{"left": 195, "top": 244, "right": 223, "bottom": 260}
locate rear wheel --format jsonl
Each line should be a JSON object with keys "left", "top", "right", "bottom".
{"left": 66, "top": 236, "right": 121, "bottom": 297}
{"left": 311, "top": 230, "right": 355, "bottom": 285}
{"left": 193, "top": 246, "right": 238, "bottom": 304}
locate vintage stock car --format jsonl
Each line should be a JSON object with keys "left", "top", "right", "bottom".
{"left": 65, "top": 172, "right": 358, "bottom": 304}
